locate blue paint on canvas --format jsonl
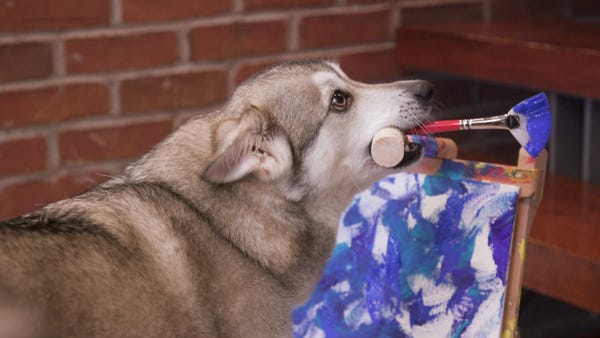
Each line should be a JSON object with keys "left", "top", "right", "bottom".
{"left": 292, "top": 172, "right": 519, "bottom": 337}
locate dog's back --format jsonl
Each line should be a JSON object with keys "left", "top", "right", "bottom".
{"left": 0, "top": 182, "right": 209, "bottom": 336}
{"left": 0, "top": 178, "right": 318, "bottom": 337}
{"left": 0, "top": 60, "right": 433, "bottom": 337}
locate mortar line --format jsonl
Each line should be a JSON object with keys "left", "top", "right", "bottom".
{"left": 52, "top": 39, "right": 66, "bottom": 77}
{"left": 46, "top": 132, "right": 60, "bottom": 170}
{"left": 0, "top": 111, "right": 183, "bottom": 142}
{"left": 0, "top": 159, "right": 133, "bottom": 189}
{"left": 389, "top": 0, "right": 401, "bottom": 39}
{"left": 111, "top": 0, "right": 123, "bottom": 25}
{"left": 287, "top": 12, "right": 300, "bottom": 52}
{"left": 0, "top": 63, "right": 229, "bottom": 92}
{"left": 233, "top": 0, "right": 244, "bottom": 13}
{"left": 108, "top": 80, "right": 121, "bottom": 115}
{"left": 177, "top": 28, "right": 191, "bottom": 64}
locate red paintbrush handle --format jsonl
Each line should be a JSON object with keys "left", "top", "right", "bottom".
{"left": 412, "top": 120, "right": 462, "bottom": 134}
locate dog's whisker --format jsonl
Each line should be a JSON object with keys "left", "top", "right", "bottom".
{"left": 432, "top": 99, "right": 446, "bottom": 111}
{"left": 95, "top": 173, "right": 120, "bottom": 181}
{"left": 349, "top": 175, "right": 363, "bottom": 194}
{"left": 411, "top": 118, "right": 434, "bottom": 137}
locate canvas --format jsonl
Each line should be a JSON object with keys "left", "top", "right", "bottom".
{"left": 292, "top": 163, "right": 520, "bottom": 337}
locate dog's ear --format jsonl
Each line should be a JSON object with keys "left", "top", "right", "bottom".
{"left": 202, "top": 107, "right": 293, "bottom": 184}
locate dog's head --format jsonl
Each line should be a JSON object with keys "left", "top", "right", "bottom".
{"left": 202, "top": 61, "right": 433, "bottom": 214}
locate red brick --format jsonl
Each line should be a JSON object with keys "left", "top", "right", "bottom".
{"left": 0, "top": 0, "right": 110, "bottom": 31}
{"left": 0, "top": 170, "right": 112, "bottom": 220}
{"left": 300, "top": 10, "right": 389, "bottom": 49}
{"left": 122, "top": 0, "right": 231, "bottom": 23}
{"left": 190, "top": 20, "right": 287, "bottom": 61}
{"left": 339, "top": 49, "right": 407, "bottom": 83}
{"left": 401, "top": 3, "right": 484, "bottom": 24}
{"left": 0, "top": 137, "right": 47, "bottom": 177}
{"left": 244, "top": 0, "right": 334, "bottom": 11}
{"left": 120, "top": 70, "right": 228, "bottom": 113}
{"left": 0, "top": 42, "right": 53, "bottom": 83}
{"left": 65, "top": 32, "right": 179, "bottom": 74}
{"left": 0, "top": 83, "right": 109, "bottom": 129}
{"left": 59, "top": 120, "right": 172, "bottom": 165}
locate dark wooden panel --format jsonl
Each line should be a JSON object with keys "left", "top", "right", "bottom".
{"left": 553, "top": 96, "right": 583, "bottom": 178}
{"left": 524, "top": 174, "right": 600, "bottom": 313}
{"left": 532, "top": 175, "right": 600, "bottom": 261}
{"left": 523, "top": 239, "right": 600, "bottom": 314}
{"left": 590, "top": 102, "right": 600, "bottom": 184}
{"left": 396, "top": 21, "right": 600, "bottom": 99}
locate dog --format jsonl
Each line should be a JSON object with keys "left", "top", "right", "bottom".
{"left": 0, "top": 60, "right": 433, "bottom": 337}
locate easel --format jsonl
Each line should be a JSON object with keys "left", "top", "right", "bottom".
{"left": 408, "top": 138, "right": 548, "bottom": 338}
{"left": 293, "top": 137, "right": 548, "bottom": 337}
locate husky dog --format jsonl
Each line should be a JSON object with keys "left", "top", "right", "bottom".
{"left": 0, "top": 61, "right": 433, "bottom": 337}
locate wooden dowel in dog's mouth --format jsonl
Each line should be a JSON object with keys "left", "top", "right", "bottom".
{"left": 370, "top": 127, "right": 422, "bottom": 168}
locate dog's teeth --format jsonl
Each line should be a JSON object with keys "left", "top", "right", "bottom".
{"left": 371, "top": 127, "right": 406, "bottom": 167}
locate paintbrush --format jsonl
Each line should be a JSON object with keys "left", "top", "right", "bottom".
{"left": 412, "top": 93, "right": 551, "bottom": 158}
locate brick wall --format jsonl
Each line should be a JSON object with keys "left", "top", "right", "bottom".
{"left": 0, "top": 0, "right": 489, "bottom": 220}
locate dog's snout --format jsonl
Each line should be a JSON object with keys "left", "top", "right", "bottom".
{"left": 414, "top": 81, "right": 434, "bottom": 102}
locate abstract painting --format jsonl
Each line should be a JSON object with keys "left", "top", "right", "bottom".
{"left": 292, "top": 168, "right": 520, "bottom": 337}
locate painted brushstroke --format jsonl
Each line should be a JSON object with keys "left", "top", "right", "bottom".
{"left": 409, "top": 135, "right": 439, "bottom": 158}
{"left": 292, "top": 172, "right": 519, "bottom": 337}
{"left": 409, "top": 136, "right": 535, "bottom": 186}
{"left": 510, "top": 93, "right": 551, "bottom": 158}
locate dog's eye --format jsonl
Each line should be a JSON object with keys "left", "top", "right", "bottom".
{"left": 331, "top": 90, "right": 350, "bottom": 112}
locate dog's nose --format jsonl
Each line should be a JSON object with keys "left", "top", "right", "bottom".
{"left": 414, "top": 81, "right": 434, "bottom": 102}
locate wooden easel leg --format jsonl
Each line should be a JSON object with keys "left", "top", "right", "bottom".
{"left": 501, "top": 149, "right": 548, "bottom": 338}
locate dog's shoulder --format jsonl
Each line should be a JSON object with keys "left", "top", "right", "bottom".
{"left": 0, "top": 181, "right": 202, "bottom": 248}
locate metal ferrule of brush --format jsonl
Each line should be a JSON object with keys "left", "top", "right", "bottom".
{"left": 460, "top": 114, "right": 515, "bottom": 130}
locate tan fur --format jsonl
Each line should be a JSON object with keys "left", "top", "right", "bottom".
{"left": 0, "top": 61, "right": 432, "bottom": 337}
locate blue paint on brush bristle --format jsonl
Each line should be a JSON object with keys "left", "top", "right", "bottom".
{"left": 512, "top": 93, "right": 551, "bottom": 158}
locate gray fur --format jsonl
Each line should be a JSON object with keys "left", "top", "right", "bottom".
{"left": 0, "top": 61, "right": 432, "bottom": 337}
